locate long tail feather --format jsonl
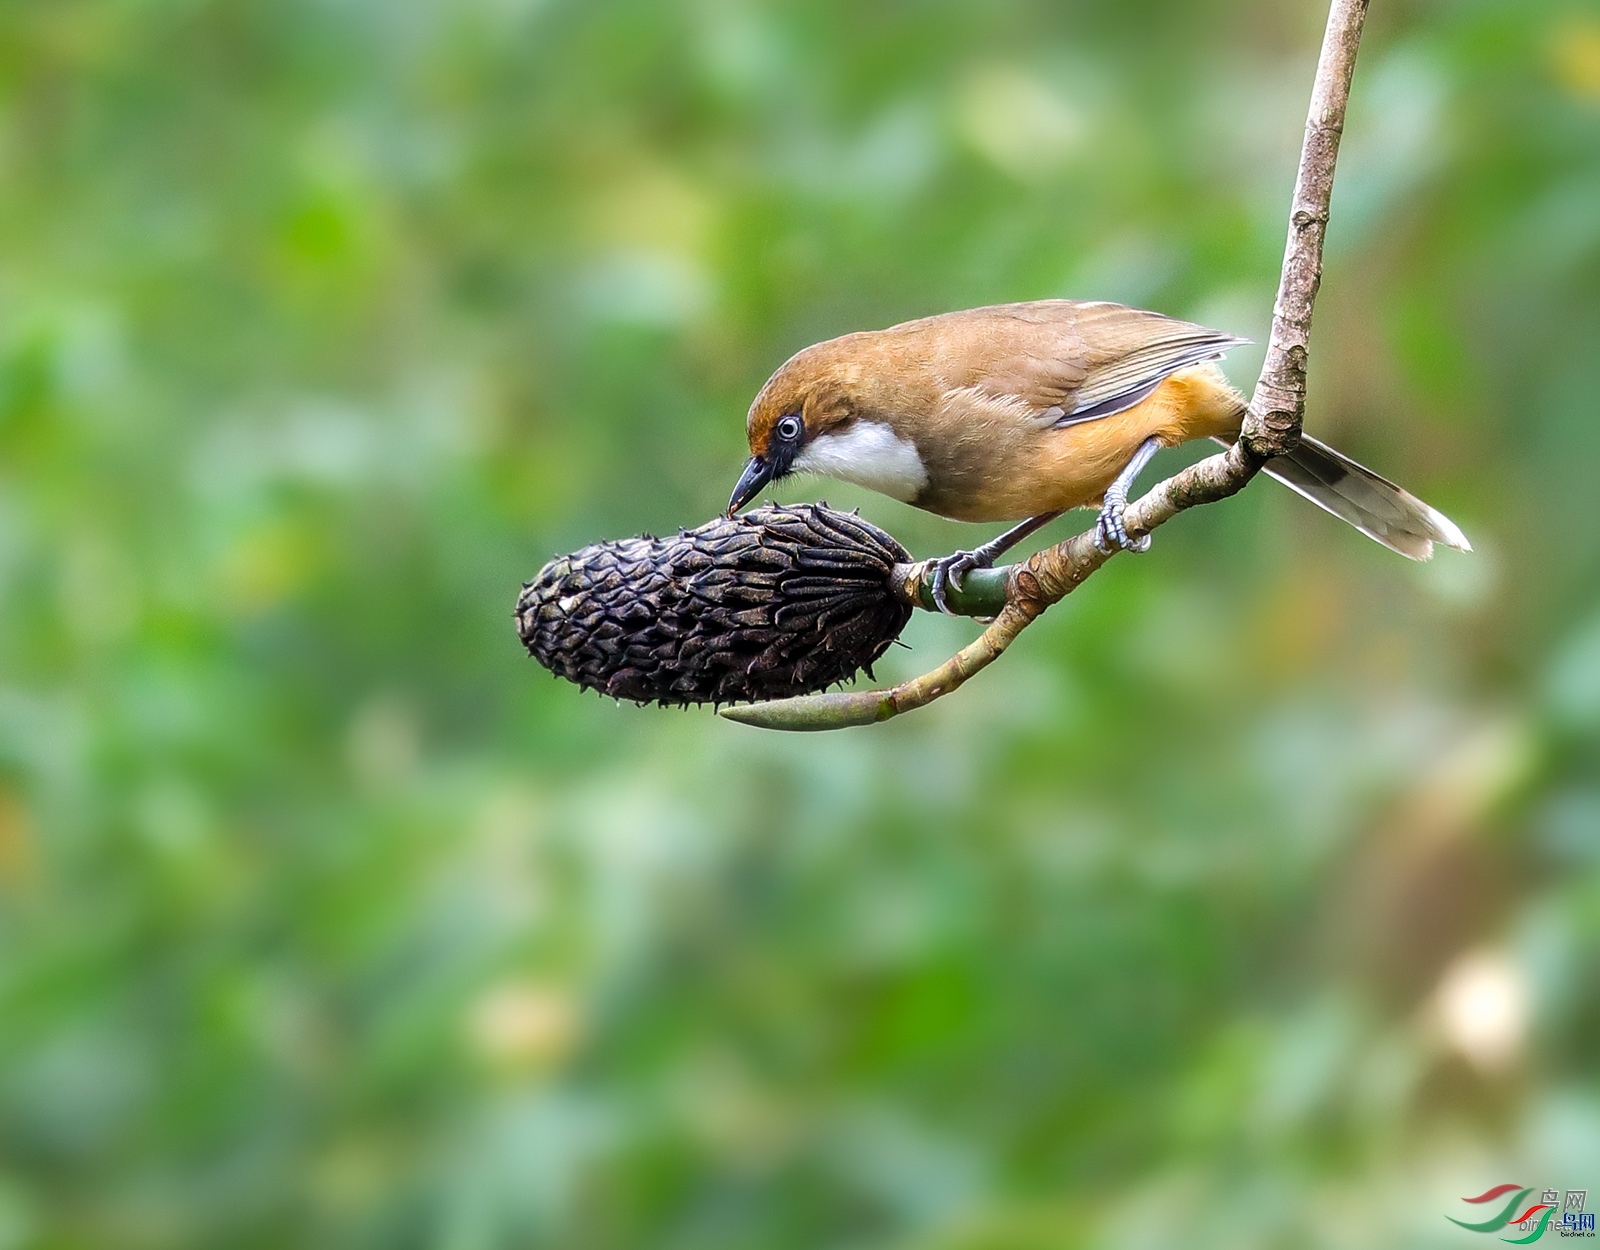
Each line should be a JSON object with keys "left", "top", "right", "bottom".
{"left": 1215, "top": 434, "right": 1471, "bottom": 560}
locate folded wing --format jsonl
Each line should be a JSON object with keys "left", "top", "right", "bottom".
{"left": 946, "top": 300, "right": 1247, "bottom": 426}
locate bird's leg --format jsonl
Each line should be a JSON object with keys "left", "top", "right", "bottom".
{"left": 1095, "top": 436, "right": 1163, "bottom": 554}
{"left": 930, "top": 511, "right": 1063, "bottom": 614}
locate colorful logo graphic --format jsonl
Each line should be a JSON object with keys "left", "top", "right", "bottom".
{"left": 1448, "top": 1184, "right": 1594, "bottom": 1242}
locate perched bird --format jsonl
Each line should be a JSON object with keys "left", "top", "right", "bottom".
{"left": 727, "top": 300, "right": 1469, "bottom": 608}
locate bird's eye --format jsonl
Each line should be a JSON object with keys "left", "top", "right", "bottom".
{"left": 775, "top": 415, "right": 802, "bottom": 442}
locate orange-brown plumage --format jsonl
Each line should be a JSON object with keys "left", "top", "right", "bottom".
{"left": 730, "top": 299, "right": 1469, "bottom": 570}
{"left": 742, "top": 300, "right": 1248, "bottom": 522}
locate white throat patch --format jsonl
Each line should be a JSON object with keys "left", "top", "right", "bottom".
{"left": 791, "top": 421, "right": 928, "bottom": 503}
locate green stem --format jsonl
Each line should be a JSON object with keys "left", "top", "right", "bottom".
{"left": 892, "top": 562, "right": 1012, "bottom": 616}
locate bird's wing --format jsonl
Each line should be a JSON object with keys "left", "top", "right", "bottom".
{"left": 947, "top": 301, "right": 1247, "bottom": 427}
{"left": 1058, "top": 330, "right": 1249, "bottom": 426}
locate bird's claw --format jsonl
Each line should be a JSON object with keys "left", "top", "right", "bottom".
{"left": 930, "top": 550, "right": 984, "bottom": 615}
{"left": 1094, "top": 499, "right": 1151, "bottom": 554}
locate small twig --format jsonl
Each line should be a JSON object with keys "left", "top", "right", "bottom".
{"left": 719, "top": 599, "right": 1036, "bottom": 730}
{"left": 723, "top": 0, "right": 1369, "bottom": 732}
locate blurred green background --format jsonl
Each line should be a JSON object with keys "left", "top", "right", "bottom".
{"left": 1, "top": 0, "right": 1598, "bottom": 1246}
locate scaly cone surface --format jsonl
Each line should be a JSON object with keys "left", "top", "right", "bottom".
{"left": 516, "top": 504, "right": 913, "bottom": 707}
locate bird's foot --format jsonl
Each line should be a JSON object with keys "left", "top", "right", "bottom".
{"left": 1094, "top": 496, "right": 1151, "bottom": 554}
{"left": 929, "top": 549, "right": 989, "bottom": 614}
{"left": 924, "top": 513, "right": 1066, "bottom": 613}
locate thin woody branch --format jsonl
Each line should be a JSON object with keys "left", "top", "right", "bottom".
{"left": 1244, "top": 0, "right": 1370, "bottom": 460}
{"left": 720, "top": 0, "right": 1368, "bottom": 733}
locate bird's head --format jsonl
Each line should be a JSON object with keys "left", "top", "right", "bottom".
{"left": 726, "top": 345, "right": 859, "bottom": 516}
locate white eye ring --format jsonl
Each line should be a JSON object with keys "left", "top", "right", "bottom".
{"left": 776, "top": 415, "right": 802, "bottom": 441}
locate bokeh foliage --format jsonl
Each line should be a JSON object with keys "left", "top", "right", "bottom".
{"left": 1, "top": 0, "right": 1598, "bottom": 1246}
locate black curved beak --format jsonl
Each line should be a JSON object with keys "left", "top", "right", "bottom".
{"left": 726, "top": 455, "right": 773, "bottom": 516}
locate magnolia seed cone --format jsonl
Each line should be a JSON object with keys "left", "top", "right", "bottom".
{"left": 515, "top": 503, "right": 914, "bottom": 707}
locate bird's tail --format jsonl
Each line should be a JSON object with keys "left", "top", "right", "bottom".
{"left": 1214, "top": 433, "right": 1471, "bottom": 560}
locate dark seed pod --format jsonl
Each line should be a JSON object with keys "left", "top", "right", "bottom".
{"left": 516, "top": 504, "right": 913, "bottom": 706}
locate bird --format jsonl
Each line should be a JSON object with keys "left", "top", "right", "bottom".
{"left": 726, "top": 299, "right": 1469, "bottom": 610}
